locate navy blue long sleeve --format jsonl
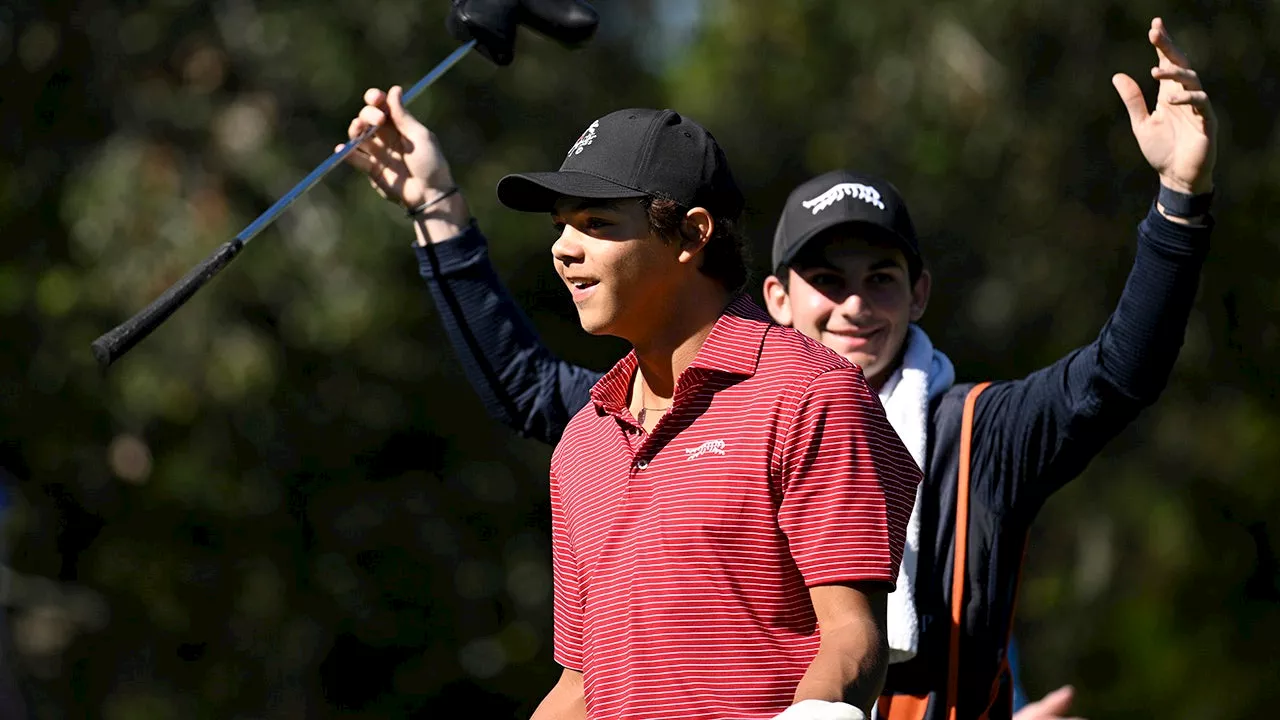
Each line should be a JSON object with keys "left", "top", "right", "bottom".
{"left": 966, "top": 203, "right": 1212, "bottom": 521}
{"left": 414, "top": 223, "right": 600, "bottom": 445}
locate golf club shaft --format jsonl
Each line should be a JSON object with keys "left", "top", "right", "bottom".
{"left": 236, "top": 40, "right": 477, "bottom": 246}
{"left": 90, "top": 40, "right": 477, "bottom": 368}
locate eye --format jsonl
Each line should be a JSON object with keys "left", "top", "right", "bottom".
{"left": 867, "top": 272, "right": 897, "bottom": 285}
{"left": 804, "top": 271, "right": 843, "bottom": 289}
{"left": 552, "top": 220, "right": 566, "bottom": 234}
{"left": 583, "top": 217, "right": 613, "bottom": 230}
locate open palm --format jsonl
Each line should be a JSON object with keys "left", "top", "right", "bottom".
{"left": 1111, "top": 18, "right": 1217, "bottom": 195}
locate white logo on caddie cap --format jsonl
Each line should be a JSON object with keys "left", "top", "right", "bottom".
{"left": 801, "top": 183, "right": 886, "bottom": 214}
{"left": 567, "top": 120, "right": 599, "bottom": 157}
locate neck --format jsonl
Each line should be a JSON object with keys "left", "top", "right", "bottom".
{"left": 630, "top": 279, "right": 732, "bottom": 401}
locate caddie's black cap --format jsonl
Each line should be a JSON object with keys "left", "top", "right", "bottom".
{"left": 497, "top": 108, "right": 744, "bottom": 219}
{"left": 771, "top": 170, "right": 921, "bottom": 273}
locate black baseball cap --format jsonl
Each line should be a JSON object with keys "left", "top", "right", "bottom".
{"left": 771, "top": 170, "right": 921, "bottom": 273}
{"left": 496, "top": 108, "right": 744, "bottom": 219}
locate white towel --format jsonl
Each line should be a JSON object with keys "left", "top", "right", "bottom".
{"left": 876, "top": 325, "right": 955, "bottom": 664}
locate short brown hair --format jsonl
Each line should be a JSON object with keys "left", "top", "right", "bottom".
{"left": 641, "top": 196, "right": 750, "bottom": 294}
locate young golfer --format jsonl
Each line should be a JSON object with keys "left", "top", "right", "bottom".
{"left": 346, "top": 105, "right": 923, "bottom": 719}
{"left": 344, "top": 16, "right": 1215, "bottom": 719}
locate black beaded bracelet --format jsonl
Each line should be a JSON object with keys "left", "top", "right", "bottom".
{"left": 406, "top": 186, "right": 460, "bottom": 219}
{"left": 1157, "top": 184, "right": 1213, "bottom": 218}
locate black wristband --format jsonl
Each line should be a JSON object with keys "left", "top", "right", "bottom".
{"left": 1157, "top": 184, "right": 1213, "bottom": 218}
{"left": 406, "top": 186, "right": 460, "bottom": 219}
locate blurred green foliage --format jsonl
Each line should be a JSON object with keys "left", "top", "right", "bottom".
{"left": 1, "top": 0, "right": 1277, "bottom": 717}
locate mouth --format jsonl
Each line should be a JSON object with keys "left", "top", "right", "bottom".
{"left": 826, "top": 327, "right": 883, "bottom": 346}
{"left": 564, "top": 277, "right": 599, "bottom": 303}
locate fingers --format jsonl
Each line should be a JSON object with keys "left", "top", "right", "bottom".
{"left": 1151, "top": 65, "right": 1202, "bottom": 90}
{"left": 1142, "top": 20, "right": 1212, "bottom": 118}
{"left": 1149, "top": 17, "right": 1191, "bottom": 69}
{"left": 347, "top": 114, "right": 381, "bottom": 144}
{"left": 346, "top": 90, "right": 386, "bottom": 141}
{"left": 1011, "top": 685, "right": 1085, "bottom": 720}
{"left": 337, "top": 143, "right": 374, "bottom": 174}
{"left": 348, "top": 89, "right": 399, "bottom": 142}
{"left": 1166, "top": 89, "right": 1212, "bottom": 109}
{"left": 347, "top": 105, "right": 408, "bottom": 166}
{"left": 1034, "top": 685, "right": 1076, "bottom": 715}
{"left": 350, "top": 86, "right": 428, "bottom": 152}
{"left": 386, "top": 85, "right": 433, "bottom": 148}
{"left": 1111, "top": 73, "right": 1149, "bottom": 127}
{"left": 360, "top": 85, "right": 426, "bottom": 136}
{"left": 359, "top": 105, "right": 389, "bottom": 133}
{"left": 386, "top": 86, "right": 410, "bottom": 126}
{"left": 335, "top": 144, "right": 389, "bottom": 199}
{"left": 334, "top": 143, "right": 407, "bottom": 203}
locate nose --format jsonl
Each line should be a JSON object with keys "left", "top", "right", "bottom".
{"left": 836, "top": 287, "right": 871, "bottom": 322}
{"left": 552, "top": 224, "right": 584, "bottom": 268}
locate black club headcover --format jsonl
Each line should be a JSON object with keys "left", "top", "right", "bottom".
{"left": 448, "top": 0, "right": 598, "bottom": 66}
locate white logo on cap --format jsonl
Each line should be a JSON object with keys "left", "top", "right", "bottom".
{"left": 567, "top": 120, "right": 599, "bottom": 157}
{"left": 801, "top": 183, "right": 886, "bottom": 214}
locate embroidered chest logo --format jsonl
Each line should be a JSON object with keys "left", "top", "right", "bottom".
{"left": 684, "top": 439, "right": 727, "bottom": 461}
{"left": 567, "top": 120, "right": 600, "bottom": 157}
{"left": 801, "top": 182, "right": 886, "bottom": 214}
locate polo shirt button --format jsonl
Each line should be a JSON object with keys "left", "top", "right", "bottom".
{"left": 635, "top": 459, "right": 648, "bottom": 470}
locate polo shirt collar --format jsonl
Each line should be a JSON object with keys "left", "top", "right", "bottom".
{"left": 589, "top": 294, "right": 772, "bottom": 416}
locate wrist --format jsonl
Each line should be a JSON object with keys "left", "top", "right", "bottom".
{"left": 1158, "top": 174, "right": 1213, "bottom": 197}
{"left": 412, "top": 191, "right": 472, "bottom": 246}
{"left": 1156, "top": 183, "right": 1213, "bottom": 225}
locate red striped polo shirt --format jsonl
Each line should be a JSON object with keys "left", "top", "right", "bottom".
{"left": 549, "top": 295, "right": 921, "bottom": 720}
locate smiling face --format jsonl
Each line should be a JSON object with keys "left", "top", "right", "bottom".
{"left": 550, "top": 196, "right": 688, "bottom": 342}
{"left": 763, "top": 227, "right": 931, "bottom": 390}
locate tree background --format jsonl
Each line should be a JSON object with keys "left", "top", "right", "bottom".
{"left": 1, "top": 0, "right": 1277, "bottom": 717}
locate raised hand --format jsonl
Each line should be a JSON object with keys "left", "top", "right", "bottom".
{"left": 339, "top": 86, "right": 470, "bottom": 243}
{"left": 338, "top": 86, "right": 455, "bottom": 209}
{"left": 1111, "top": 17, "right": 1217, "bottom": 195}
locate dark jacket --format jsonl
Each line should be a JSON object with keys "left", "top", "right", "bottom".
{"left": 413, "top": 204, "right": 1211, "bottom": 719}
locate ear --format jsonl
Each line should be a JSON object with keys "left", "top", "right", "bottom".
{"left": 909, "top": 269, "right": 932, "bottom": 322}
{"left": 762, "top": 273, "right": 793, "bottom": 326}
{"left": 676, "top": 207, "right": 714, "bottom": 264}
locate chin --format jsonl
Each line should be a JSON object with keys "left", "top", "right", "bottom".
{"left": 840, "top": 352, "right": 875, "bottom": 371}
{"left": 574, "top": 310, "right": 612, "bottom": 336}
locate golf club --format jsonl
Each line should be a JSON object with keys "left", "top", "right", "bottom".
{"left": 89, "top": 40, "right": 477, "bottom": 368}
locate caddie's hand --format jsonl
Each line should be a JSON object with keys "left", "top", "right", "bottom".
{"left": 1111, "top": 17, "right": 1217, "bottom": 195}
{"left": 1012, "top": 685, "right": 1085, "bottom": 720}
{"left": 339, "top": 85, "right": 454, "bottom": 209}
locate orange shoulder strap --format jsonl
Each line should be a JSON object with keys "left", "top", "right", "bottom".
{"left": 878, "top": 382, "right": 991, "bottom": 720}
{"left": 946, "top": 381, "right": 991, "bottom": 720}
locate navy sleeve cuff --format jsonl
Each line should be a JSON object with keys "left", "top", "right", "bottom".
{"left": 413, "top": 220, "right": 490, "bottom": 279}
{"left": 1139, "top": 201, "right": 1213, "bottom": 260}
